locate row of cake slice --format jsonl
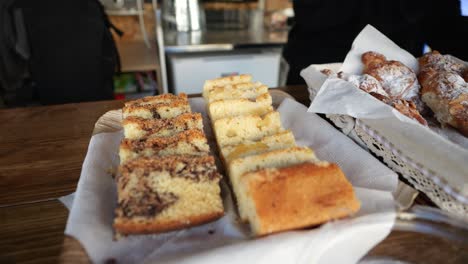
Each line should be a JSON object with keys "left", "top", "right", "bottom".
{"left": 113, "top": 93, "right": 224, "bottom": 236}
{"left": 203, "top": 74, "right": 360, "bottom": 236}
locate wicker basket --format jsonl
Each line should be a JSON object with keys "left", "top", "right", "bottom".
{"left": 325, "top": 114, "right": 468, "bottom": 218}
{"left": 305, "top": 63, "right": 468, "bottom": 218}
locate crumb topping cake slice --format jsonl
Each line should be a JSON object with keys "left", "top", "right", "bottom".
{"left": 119, "top": 129, "right": 210, "bottom": 163}
{"left": 123, "top": 113, "right": 203, "bottom": 140}
{"left": 115, "top": 93, "right": 224, "bottom": 236}
{"left": 124, "top": 93, "right": 188, "bottom": 107}
{"left": 122, "top": 100, "right": 191, "bottom": 119}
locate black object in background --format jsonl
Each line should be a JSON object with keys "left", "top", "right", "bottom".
{"left": 4, "top": 0, "right": 119, "bottom": 106}
{"left": 0, "top": 0, "right": 32, "bottom": 107}
{"left": 284, "top": 0, "right": 468, "bottom": 85}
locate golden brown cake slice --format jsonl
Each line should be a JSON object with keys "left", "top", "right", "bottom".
{"left": 237, "top": 162, "right": 361, "bottom": 236}
{"left": 114, "top": 155, "right": 224, "bottom": 235}
{"left": 228, "top": 146, "right": 317, "bottom": 221}
{"left": 204, "top": 82, "right": 268, "bottom": 103}
{"left": 123, "top": 113, "right": 203, "bottom": 140}
{"left": 213, "top": 111, "right": 283, "bottom": 147}
{"left": 119, "top": 129, "right": 210, "bottom": 163}
{"left": 125, "top": 93, "right": 188, "bottom": 107}
{"left": 122, "top": 100, "right": 191, "bottom": 120}
{"left": 203, "top": 74, "right": 253, "bottom": 98}
{"left": 220, "top": 131, "right": 296, "bottom": 163}
{"left": 207, "top": 93, "right": 273, "bottom": 121}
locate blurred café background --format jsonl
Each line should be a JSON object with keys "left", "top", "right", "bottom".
{"left": 0, "top": 0, "right": 467, "bottom": 107}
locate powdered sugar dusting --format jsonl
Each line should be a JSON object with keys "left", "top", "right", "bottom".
{"left": 347, "top": 74, "right": 389, "bottom": 97}
{"left": 432, "top": 72, "right": 468, "bottom": 102}
{"left": 374, "top": 63, "right": 421, "bottom": 101}
{"left": 423, "top": 53, "right": 466, "bottom": 74}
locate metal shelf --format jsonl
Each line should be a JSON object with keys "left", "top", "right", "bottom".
{"left": 105, "top": 9, "right": 143, "bottom": 16}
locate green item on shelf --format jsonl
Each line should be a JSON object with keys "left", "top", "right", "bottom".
{"left": 114, "top": 73, "right": 137, "bottom": 94}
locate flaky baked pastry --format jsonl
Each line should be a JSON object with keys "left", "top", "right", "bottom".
{"left": 463, "top": 70, "right": 468, "bottom": 82}
{"left": 362, "top": 51, "right": 425, "bottom": 112}
{"left": 418, "top": 66, "right": 468, "bottom": 136}
{"left": 418, "top": 51, "right": 465, "bottom": 75}
{"left": 320, "top": 68, "right": 427, "bottom": 125}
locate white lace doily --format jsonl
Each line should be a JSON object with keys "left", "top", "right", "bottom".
{"left": 327, "top": 114, "right": 468, "bottom": 218}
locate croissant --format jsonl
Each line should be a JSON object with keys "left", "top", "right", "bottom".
{"left": 419, "top": 50, "right": 466, "bottom": 75}
{"left": 418, "top": 67, "right": 468, "bottom": 136}
{"left": 320, "top": 68, "right": 427, "bottom": 126}
{"left": 362, "top": 51, "right": 425, "bottom": 112}
{"left": 347, "top": 73, "right": 427, "bottom": 126}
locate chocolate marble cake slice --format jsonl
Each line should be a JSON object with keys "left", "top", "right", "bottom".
{"left": 122, "top": 100, "right": 191, "bottom": 120}
{"left": 122, "top": 113, "right": 203, "bottom": 140}
{"left": 124, "top": 93, "right": 188, "bottom": 107}
{"left": 119, "top": 129, "right": 210, "bottom": 163}
{"left": 114, "top": 155, "right": 224, "bottom": 235}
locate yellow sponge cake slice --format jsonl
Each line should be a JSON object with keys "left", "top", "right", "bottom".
{"left": 238, "top": 162, "right": 361, "bottom": 235}
{"left": 228, "top": 146, "right": 317, "bottom": 221}
{"left": 119, "top": 129, "right": 210, "bottom": 163}
{"left": 204, "top": 82, "right": 268, "bottom": 103}
{"left": 221, "top": 131, "right": 296, "bottom": 163}
{"left": 213, "top": 111, "right": 283, "bottom": 147}
{"left": 208, "top": 93, "right": 273, "bottom": 121}
{"left": 203, "top": 74, "right": 252, "bottom": 98}
{"left": 114, "top": 155, "right": 224, "bottom": 235}
{"left": 123, "top": 114, "right": 203, "bottom": 140}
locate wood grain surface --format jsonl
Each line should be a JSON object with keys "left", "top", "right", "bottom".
{"left": 0, "top": 200, "right": 68, "bottom": 264}
{"left": 0, "top": 100, "right": 124, "bottom": 207}
{"left": 0, "top": 87, "right": 456, "bottom": 263}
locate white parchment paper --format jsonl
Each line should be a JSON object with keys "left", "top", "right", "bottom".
{"left": 64, "top": 98, "right": 397, "bottom": 264}
{"left": 301, "top": 25, "right": 468, "bottom": 199}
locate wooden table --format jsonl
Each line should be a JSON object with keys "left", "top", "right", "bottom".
{"left": 0, "top": 86, "right": 466, "bottom": 263}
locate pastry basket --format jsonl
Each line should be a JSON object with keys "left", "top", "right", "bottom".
{"left": 306, "top": 63, "right": 468, "bottom": 219}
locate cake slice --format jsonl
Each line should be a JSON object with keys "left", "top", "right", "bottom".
{"left": 204, "top": 82, "right": 268, "bottom": 103}
{"left": 125, "top": 93, "right": 188, "bottom": 107}
{"left": 203, "top": 74, "right": 253, "bottom": 98}
{"left": 208, "top": 93, "right": 273, "bottom": 121}
{"left": 122, "top": 100, "right": 191, "bottom": 119}
{"left": 119, "top": 129, "right": 210, "bottom": 163}
{"left": 237, "top": 162, "right": 361, "bottom": 236}
{"left": 123, "top": 113, "right": 203, "bottom": 140}
{"left": 213, "top": 111, "right": 283, "bottom": 147}
{"left": 220, "top": 131, "right": 296, "bottom": 163}
{"left": 228, "top": 146, "right": 317, "bottom": 221}
{"left": 114, "top": 155, "right": 224, "bottom": 235}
